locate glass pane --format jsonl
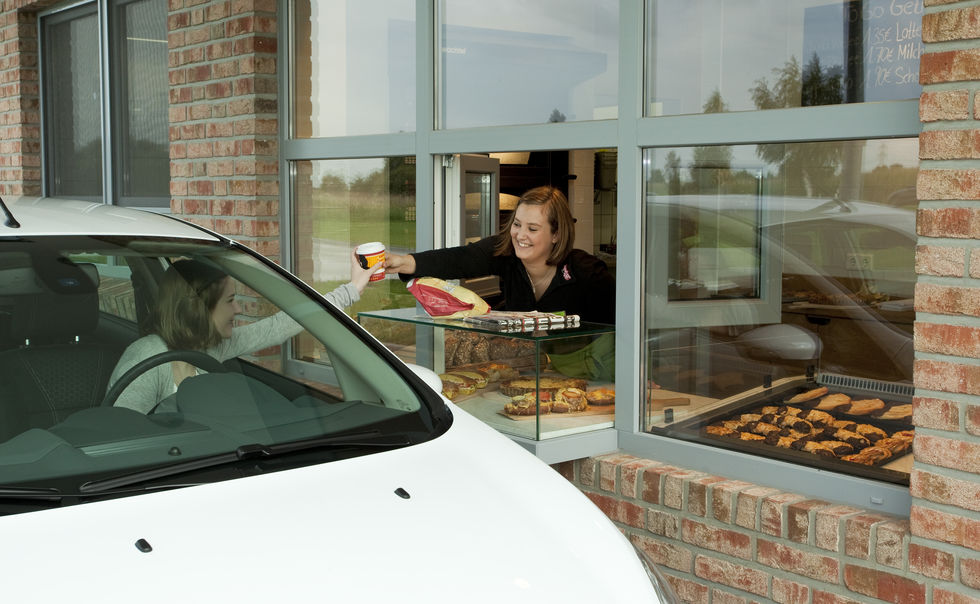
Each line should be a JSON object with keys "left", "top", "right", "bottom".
{"left": 292, "top": 0, "right": 416, "bottom": 137}
{"left": 292, "top": 158, "right": 418, "bottom": 363}
{"left": 642, "top": 138, "right": 917, "bottom": 483}
{"left": 113, "top": 0, "right": 169, "bottom": 207}
{"left": 438, "top": 0, "right": 618, "bottom": 128}
{"left": 43, "top": 6, "right": 102, "bottom": 199}
{"left": 645, "top": 0, "right": 924, "bottom": 117}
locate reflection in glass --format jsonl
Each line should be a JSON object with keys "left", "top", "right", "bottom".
{"left": 114, "top": 0, "right": 169, "bottom": 207}
{"left": 292, "top": 0, "right": 416, "bottom": 137}
{"left": 642, "top": 138, "right": 917, "bottom": 480}
{"left": 645, "top": 0, "right": 923, "bottom": 117}
{"left": 438, "top": 0, "right": 618, "bottom": 128}
{"left": 292, "top": 157, "right": 417, "bottom": 317}
{"left": 43, "top": 6, "right": 102, "bottom": 199}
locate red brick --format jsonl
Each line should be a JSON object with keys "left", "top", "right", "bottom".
{"left": 578, "top": 458, "right": 598, "bottom": 489}
{"left": 844, "top": 513, "right": 891, "bottom": 560}
{"left": 915, "top": 434, "right": 980, "bottom": 474}
{"left": 875, "top": 520, "right": 908, "bottom": 569}
{"left": 640, "top": 464, "right": 675, "bottom": 505}
{"left": 710, "top": 589, "right": 756, "bottom": 604}
{"left": 583, "top": 492, "right": 645, "bottom": 529}
{"left": 813, "top": 590, "right": 864, "bottom": 604}
{"left": 909, "top": 543, "right": 955, "bottom": 580}
{"left": 664, "top": 469, "right": 707, "bottom": 510}
{"left": 920, "top": 49, "right": 980, "bottom": 85}
{"left": 761, "top": 493, "right": 806, "bottom": 537}
{"left": 620, "top": 459, "right": 662, "bottom": 499}
{"left": 647, "top": 508, "right": 679, "bottom": 538}
{"left": 916, "top": 323, "right": 980, "bottom": 358}
{"left": 681, "top": 518, "right": 752, "bottom": 560}
{"left": 630, "top": 534, "right": 693, "bottom": 573}
{"left": 551, "top": 461, "right": 574, "bottom": 482}
{"left": 917, "top": 205, "right": 980, "bottom": 235}
{"left": 919, "top": 129, "right": 980, "bottom": 160}
{"left": 910, "top": 505, "right": 980, "bottom": 552}
{"left": 757, "top": 539, "right": 839, "bottom": 583}
{"left": 934, "top": 587, "right": 980, "bottom": 604}
{"left": 916, "top": 245, "right": 966, "bottom": 277}
{"left": 788, "top": 499, "right": 831, "bottom": 544}
{"left": 920, "top": 90, "right": 970, "bottom": 122}
{"left": 962, "top": 557, "right": 980, "bottom": 590}
{"left": 843, "top": 564, "right": 926, "bottom": 604}
{"left": 923, "top": 6, "right": 980, "bottom": 42}
{"left": 666, "top": 574, "right": 709, "bottom": 604}
{"left": 712, "top": 480, "right": 753, "bottom": 524}
{"left": 595, "top": 453, "right": 640, "bottom": 493}
{"left": 913, "top": 396, "right": 961, "bottom": 431}
{"left": 815, "top": 505, "right": 863, "bottom": 552}
{"left": 911, "top": 469, "right": 980, "bottom": 512}
{"left": 967, "top": 404, "right": 980, "bottom": 436}
{"left": 736, "top": 487, "right": 780, "bottom": 530}
{"left": 688, "top": 476, "right": 726, "bottom": 517}
{"left": 694, "top": 555, "right": 769, "bottom": 596}
{"left": 914, "top": 359, "right": 980, "bottom": 396}
{"left": 772, "top": 577, "right": 810, "bottom": 604}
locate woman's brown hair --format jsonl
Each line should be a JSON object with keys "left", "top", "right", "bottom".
{"left": 152, "top": 259, "right": 228, "bottom": 350}
{"left": 494, "top": 186, "right": 575, "bottom": 265}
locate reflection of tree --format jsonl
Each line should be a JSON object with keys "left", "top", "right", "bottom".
{"left": 750, "top": 56, "right": 844, "bottom": 197}
{"left": 548, "top": 108, "right": 566, "bottom": 123}
{"left": 690, "top": 91, "right": 733, "bottom": 192}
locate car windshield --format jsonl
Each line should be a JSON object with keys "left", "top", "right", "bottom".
{"left": 0, "top": 235, "right": 443, "bottom": 500}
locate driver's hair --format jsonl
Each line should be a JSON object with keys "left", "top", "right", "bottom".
{"left": 153, "top": 259, "right": 228, "bottom": 351}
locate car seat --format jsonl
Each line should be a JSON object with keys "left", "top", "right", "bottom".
{"left": 0, "top": 265, "right": 122, "bottom": 442}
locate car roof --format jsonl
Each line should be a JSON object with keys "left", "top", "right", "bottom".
{"left": 2, "top": 197, "right": 221, "bottom": 241}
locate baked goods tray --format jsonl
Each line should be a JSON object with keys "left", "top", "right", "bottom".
{"left": 650, "top": 374, "right": 913, "bottom": 485}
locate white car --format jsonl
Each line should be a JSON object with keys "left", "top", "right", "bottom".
{"left": 0, "top": 197, "right": 676, "bottom": 603}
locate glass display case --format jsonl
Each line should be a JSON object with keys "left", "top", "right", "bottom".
{"left": 358, "top": 308, "right": 616, "bottom": 442}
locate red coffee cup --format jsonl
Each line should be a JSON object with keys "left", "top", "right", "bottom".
{"left": 355, "top": 242, "right": 386, "bottom": 282}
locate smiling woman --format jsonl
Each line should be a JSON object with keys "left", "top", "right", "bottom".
{"left": 383, "top": 186, "right": 616, "bottom": 324}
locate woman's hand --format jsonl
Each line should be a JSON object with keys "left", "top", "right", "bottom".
{"left": 384, "top": 253, "right": 416, "bottom": 275}
{"left": 349, "top": 250, "right": 376, "bottom": 295}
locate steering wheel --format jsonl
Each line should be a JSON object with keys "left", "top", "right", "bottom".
{"left": 101, "top": 349, "right": 229, "bottom": 408}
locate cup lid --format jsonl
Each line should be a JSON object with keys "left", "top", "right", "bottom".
{"left": 355, "top": 241, "right": 385, "bottom": 254}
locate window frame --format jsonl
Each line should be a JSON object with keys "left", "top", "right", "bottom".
{"left": 278, "top": 0, "right": 918, "bottom": 515}
{"left": 38, "top": 0, "right": 170, "bottom": 209}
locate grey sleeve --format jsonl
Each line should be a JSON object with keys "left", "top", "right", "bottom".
{"left": 321, "top": 281, "right": 360, "bottom": 309}
{"left": 108, "top": 336, "right": 173, "bottom": 414}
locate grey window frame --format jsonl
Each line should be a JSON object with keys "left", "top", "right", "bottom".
{"left": 39, "top": 0, "right": 169, "bottom": 209}
{"left": 278, "top": 0, "right": 918, "bottom": 515}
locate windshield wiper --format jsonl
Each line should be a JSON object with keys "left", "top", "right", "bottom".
{"left": 79, "top": 430, "right": 413, "bottom": 494}
{"left": 0, "top": 486, "right": 62, "bottom": 501}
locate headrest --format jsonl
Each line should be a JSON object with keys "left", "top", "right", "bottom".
{"left": 11, "top": 264, "right": 100, "bottom": 344}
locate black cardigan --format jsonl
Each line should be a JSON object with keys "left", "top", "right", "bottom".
{"left": 405, "top": 237, "right": 616, "bottom": 325}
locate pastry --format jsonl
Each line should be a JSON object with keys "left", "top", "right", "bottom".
{"left": 739, "top": 413, "right": 764, "bottom": 424}
{"left": 875, "top": 437, "right": 909, "bottom": 455}
{"left": 585, "top": 387, "right": 616, "bottom": 406}
{"left": 799, "top": 409, "right": 834, "bottom": 427}
{"left": 500, "top": 377, "right": 587, "bottom": 397}
{"left": 552, "top": 387, "right": 588, "bottom": 413}
{"left": 847, "top": 398, "right": 886, "bottom": 416}
{"left": 737, "top": 432, "right": 765, "bottom": 441}
{"left": 439, "top": 373, "right": 476, "bottom": 396}
{"left": 441, "top": 382, "right": 460, "bottom": 401}
{"left": 449, "top": 370, "right": 488, "bottom": 389}
{"left": 802, "top": 441, "right": 836, "bottom": 457}
{"left": 841, "top": 446, "right": 892, "bottom": 465}
{"left": 892, "top": 430, "right": 915, "bottom": 442}
{"left": 854, "top": 424, "right": 888, "bottom": 443}
{"left": 747, "top": 421, "right": 783, "bottom": 437}
{"left": 705, "top": 425, "right": 737, "bottom": 437}
{"left": 827, "top": 419, "right": 858, "bottom": 432}
{"left": 786, "top": 386, "right": 828, "bottom": 403}
{"left": 876, "top": 403, "right": 912, "bottom": 421}
{"left": 477, "top": 362, "right": 519, "bottom": 382}
{"left": 504, "top": 391, "right": 553, "bottom": 416}
{"left": 814, "top": 393, "right": 852, "bottom": 411}
{"left": 827, "top": 429, "right": 870, "bottom": 449}
{"left": 818, "top": 440, "right": 854, "bottom": 456}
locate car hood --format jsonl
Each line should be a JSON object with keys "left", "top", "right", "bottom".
{"left": 0, "top": 408, "right": 652, "bottom": 603}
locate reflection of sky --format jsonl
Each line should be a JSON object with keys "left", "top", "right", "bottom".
{"left": 649, "top": 0, "right": 922, "bottom": 115}
{"left": 306, "top": 0, "right": 618, "bottom": 136}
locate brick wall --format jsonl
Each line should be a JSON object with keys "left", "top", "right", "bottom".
{"left": 167, "top": 0, "right": 280, "bottom": 262}
{"left": 556, "top": 455, "right": 924, "bottom": 604}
